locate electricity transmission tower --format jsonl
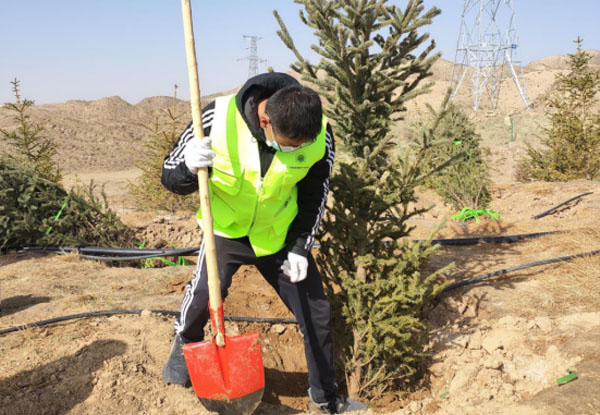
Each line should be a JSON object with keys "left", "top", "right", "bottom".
{"left": 238, "top": 35, "right": 267, "bottom": 79}
{"left": 450, "top": 0, "right": 529, "bottom": 111}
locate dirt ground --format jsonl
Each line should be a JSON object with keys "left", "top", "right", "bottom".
{"left": 2, "top": 172, "right": 599, "bottom": 415}
{"left": 2, "top": 52, "right": 600, "bottom": 414}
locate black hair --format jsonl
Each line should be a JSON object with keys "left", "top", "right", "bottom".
{"left": 265, "top": 85, "right": 322, "bottom": 142}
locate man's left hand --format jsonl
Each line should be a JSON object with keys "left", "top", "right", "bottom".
{"left": 281, "top": 252, "right": 308, "bottom": 283}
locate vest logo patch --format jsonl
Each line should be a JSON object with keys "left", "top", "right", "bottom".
{"left": 297, "top": 154, "right": 305, "bottom": 162}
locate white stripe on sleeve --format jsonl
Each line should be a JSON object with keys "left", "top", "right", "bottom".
{"left": 163, "top": 110, "right": 214, "bottom": 170}
{"left": 304, "top": 130, "right": 334, "bottom": 251}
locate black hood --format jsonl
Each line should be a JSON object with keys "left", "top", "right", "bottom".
{"left": 235, "top": 72, "right": 300, "bottom": 141}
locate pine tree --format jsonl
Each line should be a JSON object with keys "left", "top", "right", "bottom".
{"left": 423, "top": 102, "right": 491, "bottom": 209}
{"left": 1, "top": 78, "right": 61, "bottom": 183}
{"left": 129, "top": 85, "right": 197, "bottom": 213}
{"left": 519, "top": 37, "right": 600, "bottom": 181}
{"left": 0, "top": 153, "right": 133, "bottom": 249}
{"left": 275, "top": 0, "right": 451, "bottom": 399}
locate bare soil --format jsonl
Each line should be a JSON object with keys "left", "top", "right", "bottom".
{"left": 1, "top": 52, "right": 600, "bottom": 414}
{"left": 2, "top": 177, "right": 598, "bottom": 415}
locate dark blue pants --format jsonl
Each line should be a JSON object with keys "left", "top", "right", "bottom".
{"left": 174, "top": 235, "right": 336, "bottom": 403}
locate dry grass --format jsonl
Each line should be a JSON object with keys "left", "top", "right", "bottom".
{"left": 538, "top": 256, "right": 600, "bottom": 313}
{"left": 520, "top": 229, "right": 600, "bottom": 314}
{"left": 524, "top": 228, "right": 600, "bottom": 258}
{"left": 75, "top": 294, "right": 98, "bottom": 305}
{"left": 528, "top": 182, "right": 558, "bottom": 196}
{"left": 51, "top": 251, "right": 86, "bottom": 263}
{"left": 432, "top": 220, "right": 600, "bottom": 318}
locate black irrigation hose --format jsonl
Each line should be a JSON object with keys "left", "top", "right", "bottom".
{"left": 2, "top": 194, "right": 596, "bottom": 336}
{"left": 430, "top": 231, "right": 560, "bottom": 246}
{"left": 79, "top": 247, "right": 199, "bottom": 256}
{"left": 77, "top": 230, "right": 570, "bottom": 254}
{"left": 0, "top": 309, "right": 298, "bottom": 336}
{"left": 17, "top": 246, "right": 78, "bottom": 254}
{"left": 16, "top": 246, "right": 199, "bottom": 257}
{"left": 5, "top": 230, "right": 564, "bottom": 260}
{"left": 3, "top": 249, "right": 599, "bottom": 335}
{"left": 532, "top": 191, "right": 594, "bottom": 220}
{"left": 4, "top": 193, "right": 593, "bottom": 258}
{"left": 78, "top": 253, "right": 196, "bottom": 261}
{"left": 315, "top": 231, "right": 561, "bottom": 249}
{"left": 442, "top": 248, "right": 600, "bottom": 293}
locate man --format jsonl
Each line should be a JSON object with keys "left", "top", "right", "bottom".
{"left": 161, "top": 72, "right": 366, "bottom": 414}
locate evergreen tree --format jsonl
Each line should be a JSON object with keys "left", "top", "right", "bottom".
{"left": 519, "top": 37, "right": 600, "bottom": 181}
{"left": 0, "top": 153, "right": 133, "bottom": 249}
{"left": 423, "top": 102, "right": 491, "bottom": 209}
{"left": 275, "top": 0, "right": 451, "bottom": 399}
{"left": 129, "top": 85, "right": 197, "bottom": 213}
{"left": 1, "top": 78, "right": 61, "bottom": 183}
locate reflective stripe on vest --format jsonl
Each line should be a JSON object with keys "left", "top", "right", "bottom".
{"left": 197, "top": 94, "right": 327, "bottom": 257}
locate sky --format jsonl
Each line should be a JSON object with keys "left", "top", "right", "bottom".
{"left": 1, "top": 0, "right": 598, "bottom": 105}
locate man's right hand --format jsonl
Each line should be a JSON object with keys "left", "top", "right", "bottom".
{"left": 184, "top": 137, "right": 215, "bottom": 174}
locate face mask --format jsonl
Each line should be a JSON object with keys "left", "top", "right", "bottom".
{"left": 265, "top": 137, "right": 280, "bottom": 151}
{"left": 266, "top": 137, "right": 300, "bottom": 153}
{"left": 264, "top": 124, "right": 314, "bottom": 153}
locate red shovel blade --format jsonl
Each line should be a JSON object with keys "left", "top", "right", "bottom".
{"left": 183, "top": 332, "right": 264, "bottom": 415}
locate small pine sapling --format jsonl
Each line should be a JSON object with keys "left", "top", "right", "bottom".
{"left": 129, "top": 85, "right": 197, "bottom": 213}
{"left": 0, "top": 78, "right": 61, "bottom": 183}
{"left": 518, "top": 37, "right": 600, "bottom": 181}
{"left": 422, "top": 102, "right": 492, "bottom": 210}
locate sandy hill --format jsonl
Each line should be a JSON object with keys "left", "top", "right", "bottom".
{"left": 0, "top": 51, "right": 598, "bottom": 180}
{"left": 526, "top": 49, "right": 600, "bottom": 71}
{"left": 135, "top": 96, "right": 185, "bottom": 112}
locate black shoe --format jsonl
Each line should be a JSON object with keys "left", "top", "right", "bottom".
{"left": 308, "top": 388, "right": 368, "bottom": 414}
{"left": 161, "top": 334, "right": 191, "bottom": 387}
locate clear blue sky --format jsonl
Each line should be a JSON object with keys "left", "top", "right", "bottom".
{"left": 1, "top": 0, "right": 598, "bottom": 104}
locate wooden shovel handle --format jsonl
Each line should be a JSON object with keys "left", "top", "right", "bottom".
{"left": 181, "top": 0, "right": 224, "bottom": 347}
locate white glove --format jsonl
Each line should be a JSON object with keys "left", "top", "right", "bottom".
{"left": 184, "top": 137, "right": 215, "bottom": 174}
{"left": 281, "top": 252, "right": 308, "bottom": 283}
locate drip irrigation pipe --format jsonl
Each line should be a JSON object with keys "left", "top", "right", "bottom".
{"left": 16, "top": 246, "right": 78, "bottom": 254}
{"left": 429, "top": 231, "right": 560, "bottom": 246}
{"left": 78, "top": 253, "right": 196, "bottom": 261}
{"left": 79, "top": 247, "right": 198, "bottom": 256}
{"left": 0, "top": 309, "right": 298, "bottom": 336}
{"left": 532, "top": 191, "right": 594, "bottom": 220}
{"left": 5, "top": 230, "right": 564, "bottom": 260}
{"left": 442, "top": 249, "right": 600, "bottom": 293}
{"left": 3, "top": 194, "right": 592, "bottom": 259}
{"left": 1, "top": 195, "right": 595, "bottom": 335}
{"left": 16, "top": 246, "right": 199, "bottom": 256}
{"left": 3, "top": 249, "right": 599, "bottom": 336}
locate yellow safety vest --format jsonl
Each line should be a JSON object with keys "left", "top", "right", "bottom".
{"left": 197, "top": 94, "right": 327, "bottom": 257}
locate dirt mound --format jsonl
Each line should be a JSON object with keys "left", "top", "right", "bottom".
{"left": 59, "top": 96, "right": 137, "bottom": 120}
{"left": 130, "top": 212, "right": 202, "bottom": 251}
{"left": 135, "top": 96, "right": 189, "bottom": 113}
{"left": 429, "top": 58, "right": 454, "bottom": 82}
{"left": 526, "top": 49, "right": 600, "bottom": 71}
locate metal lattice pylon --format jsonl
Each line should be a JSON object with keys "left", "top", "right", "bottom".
{"left": 450, "top": 0, "right": 529, "bottom": 111}
{"left": 237, "top": 35, "right": 267, "bottom": 79}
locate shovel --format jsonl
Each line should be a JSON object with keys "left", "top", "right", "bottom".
{"left": 179, "top": 1, "right": 264, "bottom": 414}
